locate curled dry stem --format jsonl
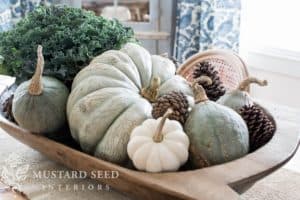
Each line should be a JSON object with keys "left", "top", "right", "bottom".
{"left": 28, "top": 45, "right": 44, "bottom": 95}
{"left": 191, "top": 75, "right": 212, "bottom": 103}
{"left": 153, "top": 108, "right": 173, "bottom": 143}
{"left": 141, "top": 77, "right": 161, "bottom": 103}
{"left": 238, "top": 77, "right": 268, "bottom": 91}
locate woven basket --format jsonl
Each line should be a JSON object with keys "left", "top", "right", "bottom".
{"left": 177, "top": 49, "right": 249, "bottom": 92}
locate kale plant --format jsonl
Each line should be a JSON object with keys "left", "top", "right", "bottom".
{"left": 0, "top": 55, "right": 6, "bottom": 74}
{"left": 0, "top": 6, "right": 135, "bottom": 85}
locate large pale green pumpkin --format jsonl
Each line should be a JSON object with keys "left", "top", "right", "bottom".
{"left": 184, "top": 79, "right": 249, "bottom": 168}
{"left": 12, "top": 46, "right": 69, "bottom": 134}
{"left": 67, "top": 43, "right": 193, "bottom": 164}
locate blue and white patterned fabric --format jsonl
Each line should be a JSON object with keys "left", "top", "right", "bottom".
{"left": 0, "top": 0, "right": 12, "bottom": 32}
{"left": 10, "top": 0, "right": 53, "bottom": 23}
{"left": 174, "top": 0, "right": 241, "bottom": 63}
{"left": 0, "top": 0, "right": 53, "bottom": 31}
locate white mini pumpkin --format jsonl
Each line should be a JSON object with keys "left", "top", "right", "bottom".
{"left": 127, "top": 109, "right": 190, "bottom": 173}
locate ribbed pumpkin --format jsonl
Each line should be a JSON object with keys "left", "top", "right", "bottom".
{"left": 12, "top": 46, "right": 69, "bottom": 134}
{"left": 217, "top": 77, "right": 267, "bottom": 112}
{"left": 127, "top": 109, "right": 189, "bottom": 173}
{"left": 67, "top": 43, "right": 193, "bottom": 164}
{"left": 184, "top": 76, "right": 249, "bottom": 168}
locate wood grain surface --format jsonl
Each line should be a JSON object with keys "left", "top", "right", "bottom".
{"left": 0, "top": 180, "right": 29, "bottom": 200}
{"left": 0, "top": 115, "right": 299, "bottom": 200}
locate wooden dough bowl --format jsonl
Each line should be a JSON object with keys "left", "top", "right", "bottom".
{"left": 0, "top": 50, "right": 299, "bottom": 200}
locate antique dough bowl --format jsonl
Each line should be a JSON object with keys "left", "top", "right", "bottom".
{"left": 0, "top": 113, "right": 299, "bottom": 200}
{"left": 0, "top": 50, "right": 299, "bottom": 200}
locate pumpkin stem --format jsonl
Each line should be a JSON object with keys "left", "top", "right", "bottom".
{"left": 141, "top": 77, "right": 161, "bottom": 103}
{"left": 153, "top": 108, "right": 173, "bottom": 143}
{"left": 192, "top": 75, "right": 212, "bottom": 103}
{"left": 193, "top": 75, "right": 213, "bottom": 86}
{"left": 28, "top": 45, "right": 44, "bottom": 95}
{"left": 238, "top": 77, "right": 268, "bottom": 91}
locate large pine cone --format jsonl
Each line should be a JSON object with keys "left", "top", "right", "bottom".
{"left": 152, "top": 91, "right": 189, "bottom": 124}
{"left": 193, "top": 61, "right": 226, "bottom": 101}
{"left": 239, "top": 104, "right": 276, "bottom": 152}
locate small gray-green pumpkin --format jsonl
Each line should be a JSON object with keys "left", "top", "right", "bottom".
{"left": 12, "top": 45, "right": 69, "bottom": 134}
{"left": 184, "top": 76, "right": 249, "bottom": 168}
{"left": 217, "top": 77, "right": 267, "bottom": 112}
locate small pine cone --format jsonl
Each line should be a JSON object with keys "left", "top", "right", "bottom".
{"left": 2, "top": 94, "right": 15, "bottom": 122}
{"left": 239, "top": 104, "right": 276, "bottom": 152}
{"left": 192, "top": 61, "right": 226, "bottom": 101}
{"left": 152, "top": 91, "right": 189, "bottom": 124}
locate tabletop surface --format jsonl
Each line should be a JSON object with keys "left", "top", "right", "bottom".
{"left": 0, "top": 75, "right": 299, "bottom": 200}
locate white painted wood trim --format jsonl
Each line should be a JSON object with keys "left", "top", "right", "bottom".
{"left": 134, "top": 31, "right": 170, "bottom": 40}
{"left": 244, "top": 47, "right": 300, "bottom": 78}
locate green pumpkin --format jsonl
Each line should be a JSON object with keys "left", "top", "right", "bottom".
{"left": 67, "top": 43, "right": 193, "bottom": 164}
{"left": 184, "top": 76, "right": 249, "bottom": 168}
{"left": 217, "top": 77, "right": 267, "bottom": 112}
{"left": 12, "top": 46, "right": 69, "bottom": 134}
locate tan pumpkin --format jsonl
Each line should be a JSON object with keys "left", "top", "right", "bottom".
{"left": 67, "top": 43, "right": 193, "bottom": 164}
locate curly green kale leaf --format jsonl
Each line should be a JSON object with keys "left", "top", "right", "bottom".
{"left": 0, "top": 6, "right": 135, "bottom": 85}
{"left": 0, "top": 55, "right": 7, "bottom": 75}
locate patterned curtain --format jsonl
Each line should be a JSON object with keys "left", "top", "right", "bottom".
{"left": 0, "top": 0, "right": 53, "bottom": 32}
{"left": 10, "top": 0, "right": 53, "bottom": 19}
{"left": 174, "top": 0, "right": 241, "bottom": 63}
{"left": 0, "top": 0, "right": 12, "bottom": 32}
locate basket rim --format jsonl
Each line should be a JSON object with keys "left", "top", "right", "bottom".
{"left": 177, "top": 49, "right": 250, "bottom": 92}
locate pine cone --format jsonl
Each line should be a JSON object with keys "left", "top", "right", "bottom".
{"left": 239, "top": 104, "right": 276, "bottom": 152}
{"left": 2, "top": 94, "right": 15, "bottom": 122}
{"left": 152, "top": 91, "right": 189, "bottom": 124}
{"left": 192, "top": 61, "right": 226, "bottom": 101}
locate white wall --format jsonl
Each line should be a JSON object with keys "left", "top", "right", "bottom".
{"left": 240, "top": 0, "right": 300, "bottom": 108}
{"left": 248, "top": 66, "right": 300, "bottom": 109}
